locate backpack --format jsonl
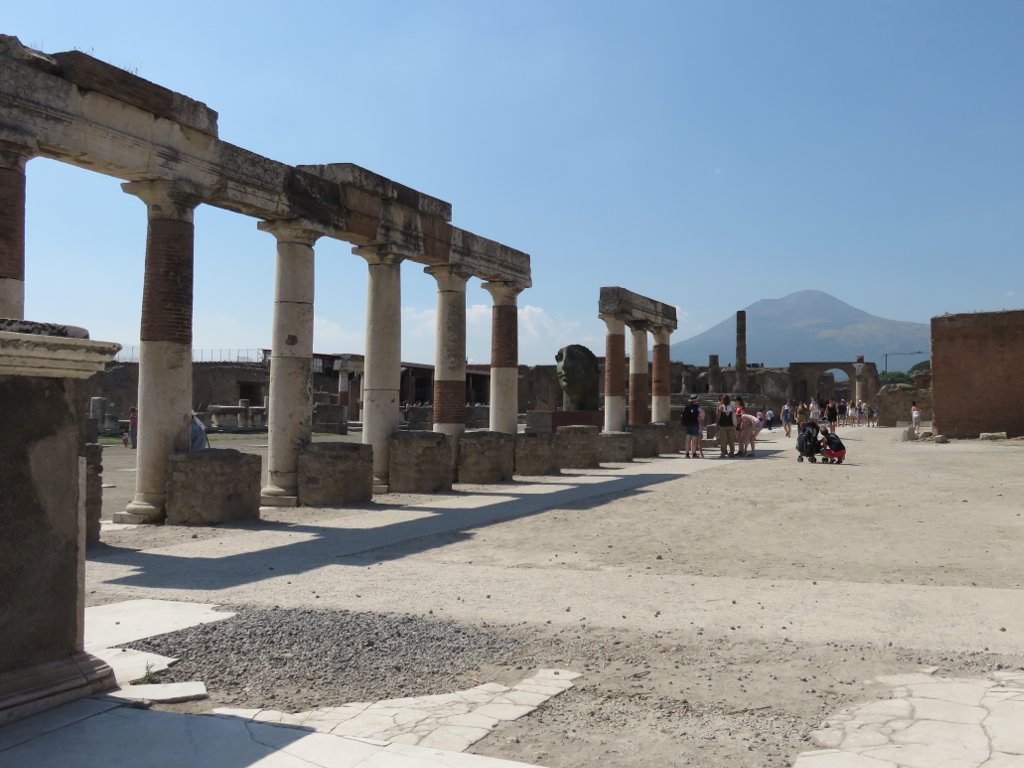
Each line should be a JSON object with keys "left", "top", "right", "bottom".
{"left": 681, "top": 402, "right": 701, "bottom": 426}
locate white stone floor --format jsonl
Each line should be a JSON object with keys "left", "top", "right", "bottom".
{"left": 797, "top": 669, "right": 1024, "bottom": 768}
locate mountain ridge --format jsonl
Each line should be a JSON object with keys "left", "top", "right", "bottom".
{"left": 670, "top": 290, "right": 930, "bottom": 369}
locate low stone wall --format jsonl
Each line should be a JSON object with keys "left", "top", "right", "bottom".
{"left": 82, "top": 444, "right": 103, "bottom": 543}
{"left": 389, "top": 431, "right": 453, "bottom": 493}
{"left": 555, "top": 425, "right": 601, "bottom": 469}
{"left": 599, "top": 432, "right": 633, "bottom": 463}
{"left": 457, "top": 431, "right": 515, "bottom": 484}
{"left": 514, "top": 433, "right": 560, "bottom": 476}
{"left": 298, "top": 443, "right": 372, "bottom": 506}
{"left": 165, "top": 449, "right": 261, "bottom": 525}
{"left": 657, "top": 423, "right": 684, "bottom": 454}
{"left": 313, "top": 404, "right": 348, "bottom": 435}
{"left": 876, "top": 384, "right": 931, "bottom": 428}
{"left": 628, "top": 424, "right": 661, "bottom": 458}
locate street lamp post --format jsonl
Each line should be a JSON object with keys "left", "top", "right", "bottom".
{"left": 882, "top": 351, "right": 925, "bottom": 374}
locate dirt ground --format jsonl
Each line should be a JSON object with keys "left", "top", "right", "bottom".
{"left": 88, "top": 426, "right": 1024, "bottom": 767}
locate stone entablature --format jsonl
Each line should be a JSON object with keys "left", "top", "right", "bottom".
{"left": 598, "top": 287, "right": 678, "bottom": 330}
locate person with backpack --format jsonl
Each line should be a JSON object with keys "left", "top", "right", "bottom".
{"left": 715, "top": 394, "right": 736, "bottom": 458}
{"left": 680, "top": 394, "right": 704, "bottom": 458}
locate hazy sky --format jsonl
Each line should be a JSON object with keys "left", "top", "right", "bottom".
{"left": 8, "top": 1, "right": 1023, "bottom": 365}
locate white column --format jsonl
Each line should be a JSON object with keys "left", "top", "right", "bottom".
{"left": 651, "top": 326, "right": 672, "bottom": 423}
{"left": 116, "top": 180, "right": 201, "bottom": 524}
{"left": 628, "top": 323, "right": 650, "bottom": 425}
{"left": 426, "top": 265, "right": 470, "bottom": 436}
{"left": 483, "top": 281, "right": 523, "bottom": 434}
{"left": 355, "top": 245, "right": 403, "bottom": 484}
{"left": 601, "top": 314, "right": 626, "bottom": 432}
{"left": 258, "top": 220, "right": 320, "bottom": 506}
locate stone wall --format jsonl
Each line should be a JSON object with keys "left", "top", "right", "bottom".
{"left": 628, "top": 424, "right": 661, "bottom": 458}
{"left": 658, "top": 423, "right": 684, "bottom": 454}
{"left": 932, "top": 310, "right": 1024, "bottom": 438}
{"left": 312, "top": 404, "right": 348, "bottom": 434}
{"left": 514, "top": 433, "right": 560, "bottom": 476}
{"left": 0, "top": 376, "right": 80, "bottom": 674}
{"left": 554, "top": 425, "right": 600, "bottom": 469}
{"left": 298, "top": 443, "right": 372, "bottom": 506}
{"left": 164, "top": 449, "right": 261, "bottom": 525}
{"left": 457, "top": 431, "right": 515, "bottom": 484}
{"left": 599, "top": 432, "right": 634, "bottom": 462}
{"left": 82, "top": 443, "right": 103, "bottom": 543}
{"left": 876, "top": 383, "right": 931, "bottom": 428}
{"left": 389, "top": 432, "right": 453, "bottom": 493}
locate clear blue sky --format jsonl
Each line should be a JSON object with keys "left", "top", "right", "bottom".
{"left": 8, "top": 1, "right": 1023, "bottom": 365}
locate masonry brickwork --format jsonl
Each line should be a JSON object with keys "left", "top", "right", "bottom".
{"left": 140, "top": 219, "right": 194, "bottom": 343}
{"left": 931, "top": 310, "right": 1024, "bottom": 438}
{"left": 491, "top": 305, "right": 518, "bottom": 367}
{"left": 433, "top": 379, "right": 465, "bottom": 424}
{"left": 457, "top": 431, "right": 515, "bottom": 484}
{"left": 629, "top": 372, "right": 649, "bottom": 424}
{"left": 298, "top": 443, "right": 373, "bottom": 506}
{"left": 599, "top": 432, "right": 634, "bottom": 463}
{"left": 388, "top": 432, "right": 453, "bottom": 493}
{"left": 0, "top": 167, "right": 25, "bottom": 281}
{"left": 164, "top": 450, "right": 261, "bottom": 525}
{"left": 555, "top": 425, "right": 601, "bottom": 469}
{"left": 605, "top": 335, "right": 625, "bottom": 395}
{"left": 514, "top": 433, "right": 560, "bottom": 476}
{"left": 652, "top": 344, "right": 670, "bottom": 397}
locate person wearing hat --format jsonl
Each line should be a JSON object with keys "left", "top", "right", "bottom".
{"left": 680, "top": 394, "right": 704, "bottom": 458}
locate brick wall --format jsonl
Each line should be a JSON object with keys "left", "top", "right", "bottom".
{"left": 457, "top": 431, "right": 515, "bottom": 484}
{"left": 140, "top": 219, "right": 194, "bottom": 344}
{"left": 164, "top": 449, "right": 261, "bottom": 525}
{"left": 0, "top": 167, "right": 25, "bottom": 280}
{"left": 298, "top": 443, "right": 372, "bottom": 506}
{"left": 932, "top": 310, "right": 1024, "bottom": 437}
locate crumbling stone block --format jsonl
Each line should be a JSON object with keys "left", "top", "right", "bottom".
{"left": 165, "top": 449, "right": 261, "bottom": 525}
{"left": 628, "top": 424, "right": 661, "bottom": 458}
{"left": 514, "top": 433, "right": 559, "bottom": 476}
{"left": 599, "top": 432, "right": 634, "bottom": 463}
{"left": 389, "top": 432, "right": 453, "bottom": 493}
{"left": 298, "top": 442, "right": 372, "bottom": 506}
{"left": 555, "top": 425, "right": 600, "bottom": 469}
{"left": 457, "top": 431, "right": 515, "bottom": 484}
{"left": 82, "top": 443, "right": 103, "bottom": 543}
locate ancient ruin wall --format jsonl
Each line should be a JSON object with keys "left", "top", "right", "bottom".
{"left": 931, "top": 310, "right": 1024, "bottom": 438}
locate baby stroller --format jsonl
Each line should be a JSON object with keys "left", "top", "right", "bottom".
{"left": 796, "top": 422, "right": 823, "bottom": 463}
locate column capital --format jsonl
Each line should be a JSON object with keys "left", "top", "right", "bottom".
{"left": 627, "top": 320, "right": 651, "bottom": 334}
{"left": 482, "top": 280, "right": 524, "bottom": 306}
{"left": 0, "top": 139, "right": 37, "bottom": 171}
{"left": 353, "top": 243, "right": 404, "bottom": 266}
{"left": 258, "top": 218, "right": 323, "bottom": 246}
{"left": 121, "top": 179, "right": 203, "bottom": 222}
{"left": 599, "top": 313, "right": 626, "bottom": 335}
{"left": 652, "top": 326, "right": 672, "bottom": 345}
{"left": 425, "top": 264, "right": 471, "bottom": 292}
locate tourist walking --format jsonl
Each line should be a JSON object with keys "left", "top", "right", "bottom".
{"left": 765, "top": 407, "right": 775, "bottom": 431}
{"left": 825, "top": 399, "right": 839, "bottom": 433}
{"left": 911, "top": 401, "right": 922, "bottom": 434}
{"left": 716, "top": 394, "right": 736, "bottom": 458}
{"left": 795, "top": 400, "right": 809, "bottom": 427}
{"left": 782, "top": 400, "right": 794, "bottom": 437}
{"left": 680, "top": 394, "right": 704, "bottom": 458}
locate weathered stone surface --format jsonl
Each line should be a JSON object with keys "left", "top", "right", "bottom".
{"left": 657, "top": 422, "right": 684, "bottom": 453}
{"left": 514, "top": 433, "right": 559, "bottom": 476}
{"left": 164, "top": 450, "right": 260, "bottom": 525}
{"left": 298, "top": 443, "right": 372, "bottom": 506}
{"left": 599, "top": 432, "right": 633, "bottom": 463}
{"left": 388, "top": 432, "right": 453, "bottom": 493}
{"left": 312, "top": 404, "right": 347, "bottom": 435}
{"left": 82, "top": 443, "right": 102, "bottom": 543}
{"left": 599, "top": 287, "right": 677, "bottom": 330}
{"left": 457, "top": 431, "right": 514, "bottom": 484}
{"left": 554, "top": 425, "right": 600, "bottom": 469}
{"left": 628, "top": 423, "right": 662, "bottom": 458}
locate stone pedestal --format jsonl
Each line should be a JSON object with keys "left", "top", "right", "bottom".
{"left": 514, "top": 433, "right": 560, "bottom": 475}
{"left": 0, "top": 322, "right": 119, "bottom": 724}
{"left": 457, "top": 431, "right": 515, "bottom": 484}
{"left": 555, "top": 425, "right": 601, "bottom": 469}
{"left": 298, "top": 443, "right": 373, "bottom": 506}
{"left": 599, "top": 431, "right": 634, "bottom": 463}
{"left": 627, "top": 423, "right": 661, "bottom": 458}
{"left": 388, "top": 431, "right": 453, "bottom": 493}
{"left": 165, "top": 450, "right": 261, "bottom": 525}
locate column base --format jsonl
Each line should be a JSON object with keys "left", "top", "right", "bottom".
{"left": 113, "top": 499, "right": 164, "bottom": 525}
{"left": 372, "top": 483, "right": 390, "bottom": 495}
{"left": 0, "top": 652, "right": 115, "bottom": 727}
{"left": 260, "top": 483, "right": 298, "bottom": 507}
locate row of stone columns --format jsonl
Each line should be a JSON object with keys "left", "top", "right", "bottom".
{"left": 601, "top": 316, "right": 673, "bottom": 432}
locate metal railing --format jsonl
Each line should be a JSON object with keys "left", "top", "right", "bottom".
{"left": 114, "top": 347, "right": 267, "bottom": 364}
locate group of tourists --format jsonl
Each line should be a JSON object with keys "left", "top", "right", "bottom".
{"left": 779, "top": 397, "right": 877, "bottom": 436}
{"left": 711, "top": 394, "right": 764, "bottom": 458}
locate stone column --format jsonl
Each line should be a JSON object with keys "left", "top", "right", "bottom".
{"left": 354, "top": 246, "right": 403, "bottom": 484}
{"left": 0, "top": 141, "right": 35, "bottom": 319}
{"left": 426, "top": 265, "right": 470, "bottom": 436}
{"left": 116, "top": 180, "right": 200, "bottom": 524}
{"left": 601, "top": 314, "right": 626, "bottom": 432}
{"left": 628, "top": 323, "right": 650, "bottom": 425}
{"left": 483, "top": 281, "right": 523, "bottom": 434}
{"left": 736, "top": 310, "right": 747, "bottom": 392}
{"left": 651, "top": 326, "right": 672, "bottom": 423}
{"left": 258, "top": 221, "right": 320, "bottom": 506}
{"left": 709, "top": 354, "right": 721, "bottom": 392}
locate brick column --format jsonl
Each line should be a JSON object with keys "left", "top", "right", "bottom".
{"left": 736, "top": 310, "right": 747, "bottom": 391}
{"left": 483, "top": 281, "right": 523, "bottom": 434}
{"left": 115, "top": 180, "right": 201, "bottom": 524}
{"left": 258, "top": 220, "right": 320, "bottom": 506}
{"left": 601, "top": 314, "right": 626, "bottom": 432}
{"left": 426, "top": 265, "right": 470, "bottom": 437}
{"left": 709, "top": 354, "right": 721, "bottom": 392}
{"left": 628, "top": 323, "right": 649, "bottom": 425}
{"left": 651, "top": 326, "right": 672, "bottom": 423}
{"left": 0, "top": 141, "right": 35, "bottom": 319}
{"left": 354, "top": 245, "right": 403, "bottom": 486}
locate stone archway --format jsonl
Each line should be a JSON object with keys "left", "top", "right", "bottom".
{"left": 789, "top": 360, "right": 880, "bottom": 405}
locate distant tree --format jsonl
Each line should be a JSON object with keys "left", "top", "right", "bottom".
{"left": 882, "top": 371, "right": 913, "bottom": 385}
{"left": 909, "top": 359, "right": 931, "bottom": 372}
